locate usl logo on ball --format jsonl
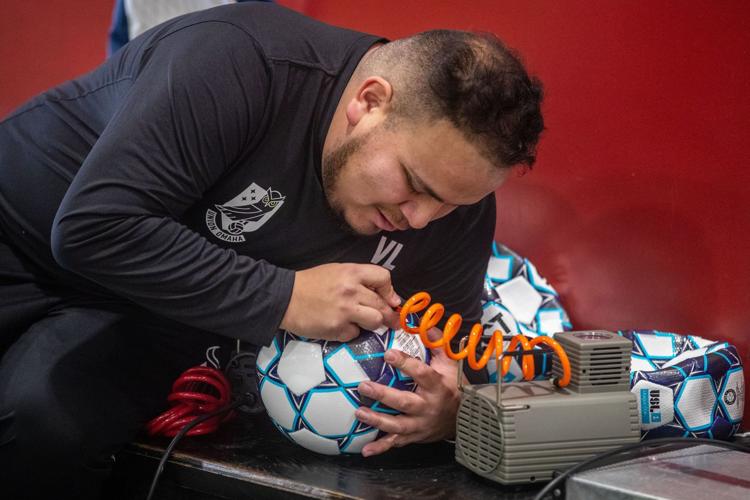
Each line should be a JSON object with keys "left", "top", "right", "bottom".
{"left": 256, "top": 323, "right": 429, "bottom": 455}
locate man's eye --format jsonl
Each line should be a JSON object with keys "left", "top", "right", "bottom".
{"left": 403, "top": 168, "right": 419, "bottom": 194}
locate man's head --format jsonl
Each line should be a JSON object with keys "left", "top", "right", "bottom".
{"left": 322, "top": 30, "right": 544, "bottom": 235}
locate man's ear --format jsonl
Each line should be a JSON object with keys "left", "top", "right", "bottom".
{"left": 345, "top": 76, "right": 393, "bottom": 127}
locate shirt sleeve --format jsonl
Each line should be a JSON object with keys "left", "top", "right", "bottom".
{"left": 51, "top": 22, "right": 293, "bottom": 347}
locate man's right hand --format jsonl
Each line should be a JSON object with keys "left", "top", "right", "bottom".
{"left": 279, "top": 263, "right": 402, "bottom": 342}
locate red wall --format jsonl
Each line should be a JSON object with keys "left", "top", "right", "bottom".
{"left": 0, "top": 1, "right": 115, "bottom": 118}
{"left": 1, "top": 1, "right": 748, "bottom": 416}
{"left": 299, "top": 0, "right": 750, "bottom": 415}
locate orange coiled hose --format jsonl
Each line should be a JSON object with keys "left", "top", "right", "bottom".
{"left": 399, "top": 292, "right": 571, "bottom": 387}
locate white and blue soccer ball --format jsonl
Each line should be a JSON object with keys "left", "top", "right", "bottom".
{"left": 623, "top": 330, "right": 744, "bottom": 439}
{"left": 481, "top": 241, "right": 572, "bottom": 382}
{"left": 256, "top": 325, "right": 429, "bottom": 455}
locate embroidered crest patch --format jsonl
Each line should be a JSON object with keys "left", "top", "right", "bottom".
{"left": 206, "top": 183, "right": 285, "bottom": 242}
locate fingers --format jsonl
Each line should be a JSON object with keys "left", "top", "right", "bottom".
{"left": 354, "top": 408, "right": 420, "bottom": 457}
{"left": 356, "top": 406, "right": 413, "bottom": 436}
{"left": 357, "top": 380, "right": 424, "bottom": 416}
{"left": 336, "top": 323, "right": 361, "bottom": 342}
{"left": 360, "top": 433, "right": 402, "bottom": 457}
{"left": 426, "top": 326, "right": 443, "bottom": 342}
{"left": 356, "top": 287, "right": 400, "bottom": 330}
{"left": 382, "top": 349, "right": 442, "bottom": 391}
{"left": 354, "top": 349, "right": 461, "bottom": 457}
{"left": 279, "top": 262, "right": 402, "bottom": 341}
{"left": 350, "top": 304, "right": 387, "bottom": 333}
{"left": 358, "top": 264, "right": 401, "bottom": 308}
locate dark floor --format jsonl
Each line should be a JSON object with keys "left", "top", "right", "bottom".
{"left": 106, "top": 413, "right": 544, "bottom": 500}
{"left": 106, "top": 411, "right": 750, "bottom": 500}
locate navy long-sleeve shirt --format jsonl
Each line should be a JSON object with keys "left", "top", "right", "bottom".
{"left": 0, "top": 3, "right": 495, "bottom": 348}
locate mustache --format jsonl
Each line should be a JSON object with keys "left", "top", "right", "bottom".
{"left": 377, "top": 206, "right": 408, "bottom": 229}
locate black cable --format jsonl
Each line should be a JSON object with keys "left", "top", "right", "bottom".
{"left": 224, "top": 350, "right": 265, "bottom": 415}
{"left": 533, "top": 437, "right": 750, "bottom": 500}
{"left": 145, "top": 399, "right": 246, "bottom": 500}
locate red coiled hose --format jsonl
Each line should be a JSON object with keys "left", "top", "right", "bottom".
{"left": 146, "top": 366, "right": 233, "bottom": 437}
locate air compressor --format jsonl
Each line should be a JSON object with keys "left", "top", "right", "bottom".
{"left": 454, "top": 330, "right": 641, "bottom": 484}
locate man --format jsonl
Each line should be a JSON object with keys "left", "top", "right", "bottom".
{"left": 0, "top": 2, "right": 543, "bottom": 497}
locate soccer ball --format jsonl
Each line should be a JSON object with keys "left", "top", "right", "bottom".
{"left": 256, "top": 325, "right": 429, "bottom": 455}
{"left": 481, "top": 241, "right": 572, "bottom": 382}
{"left": 623, "top": 330, "right": 744, "bottom": 439}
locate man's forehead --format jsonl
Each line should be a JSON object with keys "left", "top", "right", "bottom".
{"left": 397, "top": 120, "right": 504, "bottom": 202}
{"left": 407, "top": 156, "right": 506, "bottom": 206}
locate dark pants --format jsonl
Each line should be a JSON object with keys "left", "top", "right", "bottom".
{"left": 0, "top": 227, "right": 230, "bottom": 499}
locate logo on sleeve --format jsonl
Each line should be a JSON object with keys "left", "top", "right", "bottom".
{"left": 206, "top": 183, "right": 285, "bottom": 242}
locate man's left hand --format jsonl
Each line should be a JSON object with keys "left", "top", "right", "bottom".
{"left": 355, "top": 344, "right": 462, "bottom": 457}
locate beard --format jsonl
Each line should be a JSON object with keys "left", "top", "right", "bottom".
{"left": 321, "top": 131, "right": 372, "bottom": 235}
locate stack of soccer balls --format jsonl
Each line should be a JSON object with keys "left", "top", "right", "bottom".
{"left": 481, "top": 240, "right": 745, "bottom": 439}
{"left": 480, "top": 241, "right": 572, "bottom": 382}
{"left": 256, "top": 325, "right": 429, "bottom": 455}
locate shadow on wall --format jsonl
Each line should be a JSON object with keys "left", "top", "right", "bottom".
{"left": 495, "top": 179, "right": 718, "bottom": 337}
{"left": 549, "top": 206, "right": 716, "bottom": 335}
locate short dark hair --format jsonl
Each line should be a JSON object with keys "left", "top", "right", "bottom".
{"left": 364, "top": 30, "right": 544, "bottom": 168}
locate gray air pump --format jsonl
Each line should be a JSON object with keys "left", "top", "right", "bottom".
{"left": 455, "top": 330, "right": 641, "bottom": 484}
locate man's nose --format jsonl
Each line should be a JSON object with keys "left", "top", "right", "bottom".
{"left": 400, "top": 196, "right": 445, "bottom": 229}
